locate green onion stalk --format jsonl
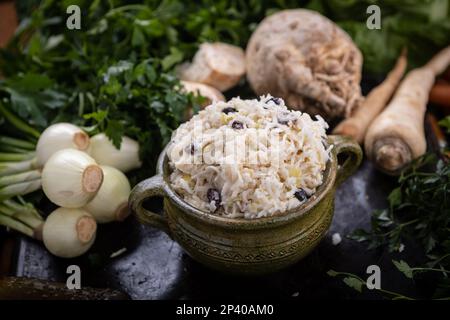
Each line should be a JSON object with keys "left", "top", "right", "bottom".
{"left": 0, "top": 101, "right": 42, "bottom": 201}
{"left": 0, "top": 198, "right": 44, "bottom": 240}
{"left": 0, "top": 101, "right": 40, "bottom": 139}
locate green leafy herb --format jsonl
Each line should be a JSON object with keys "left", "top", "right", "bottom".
{"left": 309, "top": 0, "right": 450, "bottom": 73}
{"left": 439, "top": 115, "right": 450, "bottom": 134}
{"left": 328, "top": 262, "right": 418, "bottom": 300}
{"left": 349, "top": 153, "right": 450, "bottom": 298}
{"left": 2, "top": 0, "right": 448, "bottom": 160}
{"left": 392, "top": 260, "right": 413, "bottom": 279}
{"left": 343, "top": 277, "right": 364, "bottom": 293}
{"left": 351, "top": 154, "right": 449, "bottom": 254}
{"left": 329, "top": 259, "right": 450, "bottom": 299}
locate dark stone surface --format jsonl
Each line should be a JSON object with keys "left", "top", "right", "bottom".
{"left": 12, "top": 160, "right": 425, "bottom": 300}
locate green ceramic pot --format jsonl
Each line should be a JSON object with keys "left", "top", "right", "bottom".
{"left": 130, "top": 135, "right": 362, "bottom": 275}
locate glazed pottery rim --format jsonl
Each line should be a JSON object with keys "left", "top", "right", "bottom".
{"left": 155, "top": 142, "right": 338, "bottom": 227}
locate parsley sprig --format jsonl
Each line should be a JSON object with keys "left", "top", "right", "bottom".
{"left": 342, "top": 152, "right": 450, "bottom": 299}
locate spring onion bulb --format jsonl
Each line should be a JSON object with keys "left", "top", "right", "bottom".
{"left": 84, "top": 166, "right": 131, "bottom": 223}
{"left": 89, "top": 133, "right": 142, "bottom": 173}
{"left": 36, "top": 123, "right": 90, "bottom": 167}
{"left": 43, "top": 208, "right": 97, "bottom": 258}
{"left": 42, "top": 149, "right": 104, "bottom": 208}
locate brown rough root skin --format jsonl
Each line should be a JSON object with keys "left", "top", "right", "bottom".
{"left": 74, "top": 132, "right": 90, "bottom": 150}
{"left": 82, "top": 165, "right": 104, "bottom": 193}
{"left": 246, "top": 9, "right": 363, "bottom": 121}
{"left": 115, "top": 202, "right": 130, "bottom": 222}
{"left": 76, "top": 215, "right": 97, "bottom": 244}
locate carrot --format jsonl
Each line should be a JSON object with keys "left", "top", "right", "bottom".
{"left": 442, "top": 67, "right": 450, "bottom": 82}
{"left": 0, "top": 1, "right": 18, "bottom": 48}
{"left": 0, "top": 1, "right": 18, "bottom": 79}
{"left": 364, "top": 45, "right": 450, "bottom": 175}
{"left": 429, "top": 83, "right": 450, "bottom": 109}
{"left": 426, "top": 113, "right": 447, "bottom": 151}
{"left": 332, "top": 50, "right": 407, "bottom": 143}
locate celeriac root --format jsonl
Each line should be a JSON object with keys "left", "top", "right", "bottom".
{"left": 180, "top": 80, "right": 225, "bottom": 119}
{"left": 246, "top": 9, "right": 363, "bottom": 120}
{"left": 178, "top": 42, "right": 245, "bottom": 92}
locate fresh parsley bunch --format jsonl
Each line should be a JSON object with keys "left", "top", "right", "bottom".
{"left": 347, "top": 153, "right": 450, "bottom": 298}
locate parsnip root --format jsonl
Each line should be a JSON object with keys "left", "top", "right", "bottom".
{"left": 333, "top": 50, "right": 407, "bottom": 143}
{"left": 365, "top": 45, "right": 450, "bottom": 175}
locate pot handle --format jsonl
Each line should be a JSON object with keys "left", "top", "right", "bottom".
{"left": 328, "top": 135, "right": 363, "bottom": 187}
{"left": 129, "top": 174, "right": 171, "bottom": 236}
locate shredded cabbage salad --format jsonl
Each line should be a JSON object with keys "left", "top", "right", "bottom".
{"left": 167, "top": 96, "right": 331, "bottom": 219}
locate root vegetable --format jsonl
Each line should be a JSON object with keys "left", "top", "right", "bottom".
{"left": 443, "top": 68, "right": 450, "bottom": 81}
{"left": 36, "top": 123, "right": 90, "bottom": 167}
{"left": 89, "top": 133, "right": 141, "bottom": 173}
{"left": 246, "top": 9, "right": 363, "bottom": 120}
{"left": 181, "top": 80, "right": 225, "bottom": 119}
{"left": 42, "top": 149, "right": 103, "bottom": 208}
{"left": 84, "top": 166, "right": 131, "bottom": 223}
{"left": 42, "top": 207, "right": 97, "bottom": 258}
{"left": 426, "top": 113, "right": 447, "bottom": 151}
{"left": 181, "top": 81, "right": 225, "bottom": 104}
{"left": 365, "top": 45, "right": 450, "bottom": 175}
{"left": 333, "top": 50, "right": 407, "bottom": 143}
{"left": 178, "top": 42, "right": 246, "bottom": 92}
{"left": 429, "top": 83, "right": 450, "bottom": 109}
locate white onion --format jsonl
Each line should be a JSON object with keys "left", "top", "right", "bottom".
{"left": 43, "top": 207, "right": 97, "bottom": 258}
{"left": 89, "top": 133, "right": 141, "bottom": 173}
{"left": 42, "top": 149, "right": 103, "bottom": 208}
{"left": 84, "top": 165, "right": 131, "bottom": 223}
{"left": 36, "top": 123, "right": 90, "bottom": 167}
